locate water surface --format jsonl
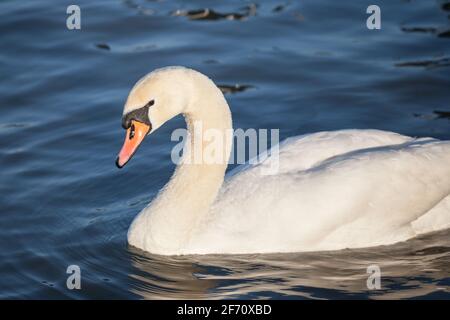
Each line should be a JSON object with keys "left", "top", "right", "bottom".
{"left": 0, "top": 0, "right": 449, "bottom": 299}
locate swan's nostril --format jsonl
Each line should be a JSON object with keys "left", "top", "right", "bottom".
{"left": 129, "top": 124, "right": 135, "bottom": 140}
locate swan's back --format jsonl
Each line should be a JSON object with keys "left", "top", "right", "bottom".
{"left": 257, "top": 129, "right": 413, "bottom": 173}
{"left": 188, "top": 130, "right": 450, "bottom": 254}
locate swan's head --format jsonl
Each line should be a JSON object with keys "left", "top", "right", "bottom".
{"left": 116, "top": 67, "right": 193, "bottom": 168}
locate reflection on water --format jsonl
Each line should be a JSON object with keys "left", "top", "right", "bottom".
{"left": 129, "top": 229, "right": 450, "bottom": 299}
{"left": 0, "top": 0, "right": 449, "bottom": 299}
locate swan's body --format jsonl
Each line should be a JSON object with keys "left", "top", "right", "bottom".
{"left": 118, "top": 67, "right": 450, "bottom": 255}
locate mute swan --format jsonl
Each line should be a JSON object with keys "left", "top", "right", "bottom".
{"left": 116, "top": 66, "right": 450, "bottom": 255}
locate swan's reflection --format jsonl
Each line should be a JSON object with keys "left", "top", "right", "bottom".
{"left": 128, "top": 229, "right": 449, "bottom": 299}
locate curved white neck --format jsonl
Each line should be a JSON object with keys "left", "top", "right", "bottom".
{"left": 129, "top": 76, "right": 232, "bottom": 253}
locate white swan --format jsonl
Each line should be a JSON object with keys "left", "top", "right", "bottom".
{"left": 116, "top": 66, "right": 450, "bottom": 255}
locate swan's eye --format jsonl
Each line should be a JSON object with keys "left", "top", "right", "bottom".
{"left": 129, "top": 124, "right": 135, "bottom": 140}
{"left": 147, "top": 99, "right": 155, "bottom": 107}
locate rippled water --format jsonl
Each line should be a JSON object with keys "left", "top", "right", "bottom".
{"left": 1, "top": 0, "right": 449, "bottom": 299}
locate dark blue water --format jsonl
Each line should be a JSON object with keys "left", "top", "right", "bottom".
{"left": 1, "top": 0, "right": 449, "bottom": 299}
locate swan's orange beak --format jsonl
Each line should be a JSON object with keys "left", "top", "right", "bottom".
{"left": 116, "top": 120, "right": 151, "bottom": 168}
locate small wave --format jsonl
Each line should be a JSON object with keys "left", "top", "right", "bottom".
{"left": 218, "top": 84, "right": 255, "bottom": 94}
{"left": 172, "top": 4, "right": 257, "bottom": 21}
{"left": 395, "top": 57, "right": 450, "bottom": 69}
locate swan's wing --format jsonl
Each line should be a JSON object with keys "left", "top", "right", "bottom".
{"left": 205, "top": 137, "right": 450, "bottom": 254}
{"left": 306, "top": 139, "right": 450, "bottom": 250}
{"left": 227, "top": 129, "right": 412, "bottom": 177}
{"left": 412, "top": 195, "right": 450, "bottom": 234}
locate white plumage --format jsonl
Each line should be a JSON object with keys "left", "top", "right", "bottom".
{"left": 122, "top": 67, "right": 450, "bottom": 255}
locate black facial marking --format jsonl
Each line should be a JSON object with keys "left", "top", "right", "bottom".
{"left": 122, "top": 99, "right": 154, "bottom": 129}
